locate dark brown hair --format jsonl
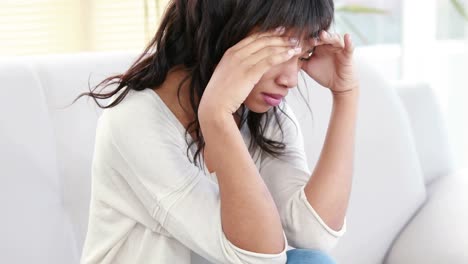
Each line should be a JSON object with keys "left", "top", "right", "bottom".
{"left": 72, "top": 0, "right": 334, "bottom": 170}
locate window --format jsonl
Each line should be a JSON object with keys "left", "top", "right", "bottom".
{"left": 0, "top": 0, "right": 81, "bottom": 55}
{"left": 0, "top": 0, "right": 169, "bottom": 55}
{"left": 334, "top": 0, "right": 402, "bottom": 46}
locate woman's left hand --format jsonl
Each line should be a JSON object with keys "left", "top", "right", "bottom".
{"left": 301, "top": 30, "right": 359, "bottom": 95}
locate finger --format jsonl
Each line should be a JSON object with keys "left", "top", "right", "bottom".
{"left": 312, "top": 38, "right": 324, "bottom": 47}
{"left": 327, "top": 31, "right": 345, "bottom": 49}
{"left": 320, "top": 30, "right": 345, "bottom": 49}
{"left": 246, "top": 48, "right": 300, "bottom": 83}
{"left": 243, "top": 45, "right": 302, "bottom": 67}
{"left": 234, "top": 35, "right": 299, "bottom": 60}
{"left": 304, "top": 38, "right": 326, "bottom": 55}
{"left": 306, "top": 33, "right": 334, "bottom": 50}
{"left": 231, "top": 27, "right": 286, "bottom": 53}
{"left": 344, "top": 33, "right": 355, "bottom": 56}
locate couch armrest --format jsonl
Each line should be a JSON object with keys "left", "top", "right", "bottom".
{"left": 384, "top": 168, "right": 468, "bottom": 264}
{"left": 392, "top": 80, "right": 455, "bottom": 185}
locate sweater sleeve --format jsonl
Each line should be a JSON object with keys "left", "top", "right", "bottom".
{"left": 106, "top": 104, "right": 288, "bottom": 264}
{"left": 259, "top": 102, "right": 346, "bottom": 252}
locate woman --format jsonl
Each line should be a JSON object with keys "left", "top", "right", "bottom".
{"left": 77, "top": 0, "right": 359, "bottom": 263}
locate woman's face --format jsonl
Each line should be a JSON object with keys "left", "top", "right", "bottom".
{"left": 243, "top": 29, "right": 315, "bottom": 113}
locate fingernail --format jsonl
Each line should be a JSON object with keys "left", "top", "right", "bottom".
{"left": 289, "top": 37, "right": 299, "bottom": 44}
{"left": 287, "top": 47, "right": 302, "bottom": 56}
{"left": 275, "top": 26, "right": 285, "bottom": 34}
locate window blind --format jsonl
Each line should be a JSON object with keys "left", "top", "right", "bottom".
{"left": 0, "top": 0, "right": 81, "bottom": 55}
{"left": 92, "top": 0, "right": 147, "bottom": 51}
{"left": 0, "top": 0, "right": 169, "bottom": 56}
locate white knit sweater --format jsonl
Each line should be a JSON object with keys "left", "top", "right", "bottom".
{"left": 80, "top": 88, "right": 346, "bottom": 264}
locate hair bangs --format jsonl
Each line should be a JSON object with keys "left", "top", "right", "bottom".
{"left": 259, "top": 0, "right": 335, "bottom": 40}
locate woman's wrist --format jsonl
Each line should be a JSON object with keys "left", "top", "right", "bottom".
{"left": 199, "top": 104, "right": 234, "bottom": 127}
{"left": 331, "top": 85, "right": 360, "bottom": 101}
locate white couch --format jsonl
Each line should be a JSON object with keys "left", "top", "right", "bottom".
{"left": 1, "top": 51, "right": 466, "bottom": 264}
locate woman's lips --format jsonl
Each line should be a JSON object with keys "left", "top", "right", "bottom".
{"left": 261, "top": 93, "right": 284, "bottom": 106}
{"left": 262, "top": 92, "right": 284, "bottom": 99}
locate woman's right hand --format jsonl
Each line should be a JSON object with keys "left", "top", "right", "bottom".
{"left": 198, "top": 27, "right": 303, "bottom": 117}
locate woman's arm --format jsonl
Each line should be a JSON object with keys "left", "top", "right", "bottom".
{"left": 299, "top": 31, "right": 359, "bottom": 231}
{"left": 195, "top": 27, "right": 300, "bottom": 255}
{"left": 304, "top": 89, "right": 359, "bottom": 231}
{"left": 199, "top": 108, "right": 286, "bottom": 254}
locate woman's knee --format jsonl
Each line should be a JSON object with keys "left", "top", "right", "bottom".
{"left": 286, "top": 248, "right": 337, "bottom": 264}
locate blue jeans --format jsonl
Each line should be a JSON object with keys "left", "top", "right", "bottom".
{"left": 286, "top": 249, "right": 337, "bottom": 264}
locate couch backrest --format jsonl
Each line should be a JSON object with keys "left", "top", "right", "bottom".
{"left": 29, "top": 51, "right": 139, "bottom": 255}
{"left": 0, "top": 61, "right": 78, "bottom": 263}
{"left": 287, "top": 54, "right": 427, "bottom": 264}
{"left": 1, "top": 51, "right": 428, "bottom": 264}
{"left": 393, "top": 81, "right": 455, "bottom": 185}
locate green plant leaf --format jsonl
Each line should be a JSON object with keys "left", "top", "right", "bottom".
{"left": 451, "top": 0, "right": 468, "bottom": 21}
{"left": 336, "top": 4, "right": 388, "bottom": 15}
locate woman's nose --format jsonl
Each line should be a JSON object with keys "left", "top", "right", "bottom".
{"left": 275, "top": 59, "right": 300, "bottom": 88}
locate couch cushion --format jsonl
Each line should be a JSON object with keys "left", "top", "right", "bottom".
{"left": 0, "top": 62, "right": 77, "bottom": 263}
{"left": 286, "top": 53, "right": 427, "bottom": 264}
{"left": 27, "top": 51, "right": 140, "bottom": 254}
{"left": 385, "top": 168, "right": 468, "bottom": 264}
{"left": 394, "top": 81, "right": 455, "bottom": 185}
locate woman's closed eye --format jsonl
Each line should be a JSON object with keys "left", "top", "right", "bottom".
{"left": 299, "top": 46, "right": 316, "bottom": 61}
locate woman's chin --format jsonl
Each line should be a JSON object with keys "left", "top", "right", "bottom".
{"left": 244, "top": 102, "right": 271, "bottom": 114}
